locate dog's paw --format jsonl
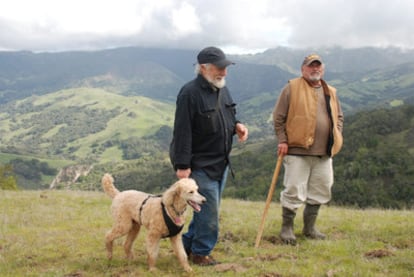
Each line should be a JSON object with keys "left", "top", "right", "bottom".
{"left": 184, "top": 265, "right": 193, "bottom": 272}
{"left": 148, "top": 266, "right": 158, "bottom": 272}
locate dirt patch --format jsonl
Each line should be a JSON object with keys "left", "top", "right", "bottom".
{"left": 63, "top": 271, "right": 84, "bottom": 277}
{"left": 257, "top": 253, "right": 298, "bottom": 261}
{"left": 215, "top": 262, "right": 247, "bottom": 273}
{"left": 220, "top": 231, "right": 242, "bottom": 242}
{"left": 260, "top": 273, "right": 283, "bottom": 277}
{"left": 364, "top": 249, "right": 395, "bottom": 258}
{"left": 264, "top": 235, "right": 280, "bottom": 244}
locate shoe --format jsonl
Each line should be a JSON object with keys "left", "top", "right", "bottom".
{"left": 191, "top": 254, "right": 219, "bottom": 266}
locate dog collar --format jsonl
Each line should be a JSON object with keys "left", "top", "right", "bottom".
{"left": 170, "top": 203, "right": 187, "bottom": 217}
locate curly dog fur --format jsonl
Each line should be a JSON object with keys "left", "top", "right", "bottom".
{"left": 102, "top": 173, "right": 206, "bottom": 272}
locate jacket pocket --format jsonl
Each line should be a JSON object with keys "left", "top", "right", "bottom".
{"left": 194, "top": 109, "right": 219, "bottom": 135}
{"left": 225, "top": 102, "right": 236, "bottom": 116}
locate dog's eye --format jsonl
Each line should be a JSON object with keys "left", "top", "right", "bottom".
{"left": 189, "top": 191, "right": 194, "bottom": 194}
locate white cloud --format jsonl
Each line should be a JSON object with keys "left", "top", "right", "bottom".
{"left": 171, "top": 2, "right": 201, "bottom": 37}
{"left": 0, "top": 0, "right": 414, "bottom": 53}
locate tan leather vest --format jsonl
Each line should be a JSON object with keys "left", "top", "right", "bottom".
{"left": 287, "top": 77, "right": 343, "bottom": 156}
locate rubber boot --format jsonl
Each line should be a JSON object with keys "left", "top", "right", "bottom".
{"left": 279, "top": 207, "right": 297, "bottom": 245}
{"left": 302, "top": 204, "right": 326, "bottom": 239}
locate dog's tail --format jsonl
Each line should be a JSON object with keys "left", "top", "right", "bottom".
{"left": 101, "top": 173, "right": 119, "bottom": 199}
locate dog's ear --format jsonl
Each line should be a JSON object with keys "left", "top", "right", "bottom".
{"left": 174, "top": 181, "right": 182, "bottom": 196}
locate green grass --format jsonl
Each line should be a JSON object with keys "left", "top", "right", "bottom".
{"left": 1, "top": 190, "right": 413, "bottom": 276}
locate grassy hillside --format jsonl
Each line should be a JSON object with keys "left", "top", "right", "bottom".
{"left": 0, "top": 88, "right": 175, "bottom": 161}
{"left": 0, "top": 190, "right": 413, "bottom": 276}
{"left": 330, "top": 63, "right": 414, "bottom": 112}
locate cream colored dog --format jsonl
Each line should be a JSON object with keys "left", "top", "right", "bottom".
{"left": 102, "top": 173, "right": 206, "bottom": 272}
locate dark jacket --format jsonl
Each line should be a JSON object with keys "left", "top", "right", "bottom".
{"left": 170, "top": 74, "right": 239, "bottom": 180}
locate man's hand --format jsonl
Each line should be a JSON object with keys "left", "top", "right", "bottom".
{"left": 236, "top": 123, "right": 248, "bottom": 142}
{"left": 176, "top": 168, "right": 191, "bottom": 179}
{"left": 278, "top": 142, "right": 288, "bottom": 156}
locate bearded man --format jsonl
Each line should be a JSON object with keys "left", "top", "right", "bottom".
{"left": 273, "top": 54, "right": 344, "bottom": 245}
{"left": 170, "top": 46, "right": 248, "bottom": 265}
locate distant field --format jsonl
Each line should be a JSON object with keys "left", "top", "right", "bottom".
{"left": 0, "top": 153, "right": 70, "bottom": 168}
{"left": 1, "top": 190, "right": 413, "bottom": 276}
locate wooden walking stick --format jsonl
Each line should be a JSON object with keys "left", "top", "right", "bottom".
{"left": 254, "top": 154, "right": 284, "bottom": 248}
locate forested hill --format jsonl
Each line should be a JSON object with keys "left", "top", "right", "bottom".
{"left": 332, "top": 105, "right": 414, "bottom": 208}
{"left": 227, "top": 104, "right": 414, "bottom": 209}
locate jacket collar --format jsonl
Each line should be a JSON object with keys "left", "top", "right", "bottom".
{"left": 196, "top": 74, "right": 219, "bottom": 92}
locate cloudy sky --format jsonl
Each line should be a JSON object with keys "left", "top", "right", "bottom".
{"left": 1, "top": 0, "right": 413, "bottom": 54}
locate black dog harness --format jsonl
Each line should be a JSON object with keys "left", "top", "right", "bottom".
{"left": 161, "top": 202, "right": 184, "bottom": 238}
{"left": 139, "top": 195, "right": 184, "bottom": 238}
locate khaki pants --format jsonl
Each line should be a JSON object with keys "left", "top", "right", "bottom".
{"left": 280, "top": 155, "right": 333, "bottom": 210}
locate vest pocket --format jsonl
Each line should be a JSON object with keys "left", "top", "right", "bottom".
{"left": 287, "top": 115, "right": 314, "bottom": 148}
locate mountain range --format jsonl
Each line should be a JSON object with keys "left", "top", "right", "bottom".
{"left": 2, "top": 46, "right": 414, "bottom": 105}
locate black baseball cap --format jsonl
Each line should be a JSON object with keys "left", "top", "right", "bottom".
{"left": 197, "top": 46, "right": 235, "bottom": 68}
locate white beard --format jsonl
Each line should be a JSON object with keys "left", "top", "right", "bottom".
{"left": 308, "top": 72, "right": 322, "bottom": 82}
{"left": 212, "top": 77, "right": 226, "bottom": 89}
{"left": 205, "top": 75, "right": 226, "bottom": 89}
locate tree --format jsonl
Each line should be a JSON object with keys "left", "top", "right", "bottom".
{"left": 0, "top": 164, "right": 18, "bottom": 190}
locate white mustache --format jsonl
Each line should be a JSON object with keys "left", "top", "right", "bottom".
{"left": 309, "top": 72, "right": 321, "bottom": 81}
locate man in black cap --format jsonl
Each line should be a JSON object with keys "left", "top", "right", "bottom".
{"left": 273, "top": 53, "right": 344, "bottom": 245}
{"left": 170, "top": 46, "right": 248, "bottom": 265}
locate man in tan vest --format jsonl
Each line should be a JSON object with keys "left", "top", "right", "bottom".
{"left": 273, "top": 54, "right": 344, "bottom": 245}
